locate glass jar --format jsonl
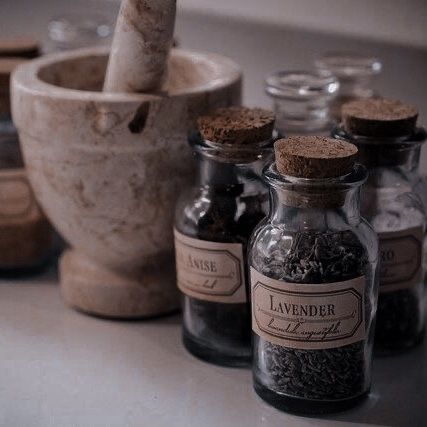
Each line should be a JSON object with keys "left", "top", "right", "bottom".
{"left": 174, "top": 109, "right": 274, "bottom": 366}
{"left": 265, "top": 70, "right": 339, "bottom": 137}
{"left": 315, "top": 52, "right": 382, "bottom": 121}
{"left": 46, "top": 9, "right": 115, "bottom": 52}
{"left": 249, "top": 138, "right": 378, "bottom": 414}
{"left": 0, "top": 58, "right": 54, "bottom": 274}
{"left": 0, "top": 115, "right": 54, "bottom": 274}
{"left": 333, "top": 125, "right": 426, "bottom": 353}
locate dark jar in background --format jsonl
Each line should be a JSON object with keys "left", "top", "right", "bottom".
{"left": 0, "top": 57, "right": 54, "bottom": 274}
{"left": 334, "top": 98, "right": 426, "bottom": 354}
{"left": 249, "top": 136, "right": 378, "bottom": 414}
{"left": 174, "top": 107, "right": 275, "bottom": 367}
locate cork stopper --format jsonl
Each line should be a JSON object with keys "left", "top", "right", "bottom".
{"left": 0, "top": 37, "right": 40, "bottom": 59}
{"left": 342, "top": 98, "right": 418, "bottom": 138}
{"left": 0, "top": 58, "right": 27, "bottom": 116}
{"left": 197, "top": 107, "right": 275, "bottom": 145}
{"left": 274, "top": 136, "right": 358, "bottom": 179}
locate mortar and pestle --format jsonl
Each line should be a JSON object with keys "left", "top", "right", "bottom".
{"left": 11, "top": 0, "right": 242, "bottom": 318}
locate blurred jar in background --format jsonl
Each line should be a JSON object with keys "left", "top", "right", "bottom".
{"left": 315, "top": 52, "right": 382, "bottom": 122}
{"left": 0, "top": 54, "right": 54, "bottom": 275}
{"left": 265, "top": 70, "right": 339, "bottom": 137}
{"left": 46, "top": 13, "right": 114, "bottom": 52}
{"left": 45, "top": 0, "right": 119, "bottom": 53}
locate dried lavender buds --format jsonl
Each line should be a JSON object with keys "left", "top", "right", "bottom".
{"left": 249, "top": 137, "right": 377, "bottom": 414}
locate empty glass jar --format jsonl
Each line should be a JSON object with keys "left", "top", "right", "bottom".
{"left": 265, "top": 70, "right": 339, "bottom": 137}
{"left": 315, "top": 52, "right": 382, "bottom": 121}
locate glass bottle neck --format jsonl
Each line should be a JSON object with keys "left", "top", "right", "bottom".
{"left": 194, "top": 149, "right": 270, "bottom": 197}
{"left": 272, "top": 97, "right": 333, "bottom": 136}
{"left": 336, "top": 76, "right": 375, "bottom": 98}
{"left": 268, "top": 185, "right": 361, "bottom": 229}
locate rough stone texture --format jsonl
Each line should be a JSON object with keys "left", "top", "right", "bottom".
{"left": 342, "top": 98, "right": 418, "bottom": 138}
{"left": 11, "top": 46, "right": 241, "bottom": 318}
{"left": 274, "top": 136, "right": 358, "bottom": 178}
{"left": 103, "top": 0, "right": 176, "bottom": 93}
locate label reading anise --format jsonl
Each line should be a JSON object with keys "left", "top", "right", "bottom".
{"left": 251, "top": 268, "right": 365, "bottom": 350}
{"left": 378, "top": 226, "right": 423, "bottom": 293}
{"left": 174, "top": 229, "right": 246, "bottom": 303}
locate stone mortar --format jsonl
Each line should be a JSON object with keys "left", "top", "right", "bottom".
{"left": 11, "top": 46, "right": 242, "bottom": 318}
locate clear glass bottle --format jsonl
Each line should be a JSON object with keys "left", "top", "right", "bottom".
{"left": 174, "top": 107, "right": 274, "bottom": 366}
{"left": 46, "top": 7, "right": 115, "bottom": 53}
{"left": 315, "top": 52, "right": 382, "bottom": 121}
{"left": 0, "top": 59, "right": 54, "bottom": 274}
{"left": 265, "top": 70, "right": 339, "bottom": 136}
{"left": 334, "top": 123, "right": 426, "bottom": 354}
{"left": 249, "top": 137, "right": 378, "bottom": 414}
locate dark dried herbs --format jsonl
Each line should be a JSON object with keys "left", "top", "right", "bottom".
{"left": 181, "top": 187, "right": 267, "bottom": 365}
{"left": 252, "top": 230, "right": 371, "bottom": 402}
{"left": 375, "top": 288, "right": 423, "bottom": 352}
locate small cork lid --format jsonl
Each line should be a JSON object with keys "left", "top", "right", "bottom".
{"left": 197, "top": 106, "right": 275, "bottom": 145}
{"left": 0, "top": 37, "right": 40, "bottom": 59}
{"left": 275, "top": 136, "right": 358, "bottom": 178}
{"left": 342, "top": 98, "right": 418, "bottom": 138}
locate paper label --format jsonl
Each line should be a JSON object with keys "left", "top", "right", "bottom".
{"left": 174, "top": 229, "right": 246, "bottom": 303}
{"left": 0, "top": 169, "right": 40, "bottom": 221}
{"left": 251, "top": 268, "right": 365, "bottom": 350}
{"left": 378, "top": 226, "right": 423, "bottom": 293}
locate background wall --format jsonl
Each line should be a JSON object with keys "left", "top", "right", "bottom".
{"left": 1, "top": 0, "right": 427, "bottom": 168}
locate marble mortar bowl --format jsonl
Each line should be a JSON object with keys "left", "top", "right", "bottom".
{"left": 11, "top": 46, "right": 242, "bottom": 318}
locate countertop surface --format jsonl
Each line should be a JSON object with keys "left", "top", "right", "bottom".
{"left": 0, "top": 267, "right": 425, "bottom": 427}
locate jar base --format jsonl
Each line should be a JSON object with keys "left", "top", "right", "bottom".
{"left": 0, "top": 255, "right": 54, "bottom": 278}
{"left": 60, "top": 249, "right": 180, "bottom": 319}
{"left": 253, "top": 378, "right": 369, "bottom": 415}
{"left": 183, "top": 329, "right": 251, "bottom": 368}
{"left": 374, "top": 329, "right": 425, "bottom": 356}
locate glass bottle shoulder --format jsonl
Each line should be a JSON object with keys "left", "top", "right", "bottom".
{"left": 175, "top": 183, "right": 268, "bottom": 244}
{"left": 362, "top": 168, "right": 425, "bottom": 232}
{"left": 249, "top": 211, "right": 378, "bottom": 283}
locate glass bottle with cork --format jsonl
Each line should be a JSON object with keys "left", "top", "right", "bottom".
{"left": 315, "top": 52, "right": 382, "bottom": 122}
{"left": 265, "top": 70, "right": 339, "bottom": 137}
{"left": 249, "top": 136, "right": 378, "bottom": 414}
{"left": 174, "top": 107, "right": 275, "bottom": 366}
{"left": 0, "top": 55, "right": 54, "bottom": 274}
{"left": 333, "top": 98, "right": 426, "bottom": 353}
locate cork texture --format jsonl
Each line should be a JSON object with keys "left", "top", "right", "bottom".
{"left": 342, "top": 98, "right": 418, "bottom": 137}
{"left": 0, "top": 37, "right": 39, "bottom": 59}
{"left": 275, "top": 136, "right": 357, "bottom": 178}
{"left": 197, "top": 106, "right": 275, "bottom": 145}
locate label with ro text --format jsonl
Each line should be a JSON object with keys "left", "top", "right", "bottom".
{"left": 378, "top": 226, "right": 423, "bottom": 293}
{"left": 174, "top": 229, "right": 246, "bottom": 303}
{"left": 251, "top": 268, "right": 365, "bottom": 350}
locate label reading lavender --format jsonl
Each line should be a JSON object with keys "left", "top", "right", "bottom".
{"left": 174, "top": 229, "right": 246, "bottom": 303}
{"left": 251, "top": 268, "right": 365, "bottom": 350}
{"left": 378, "top": 226, "right": 423, "bottom": 293}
